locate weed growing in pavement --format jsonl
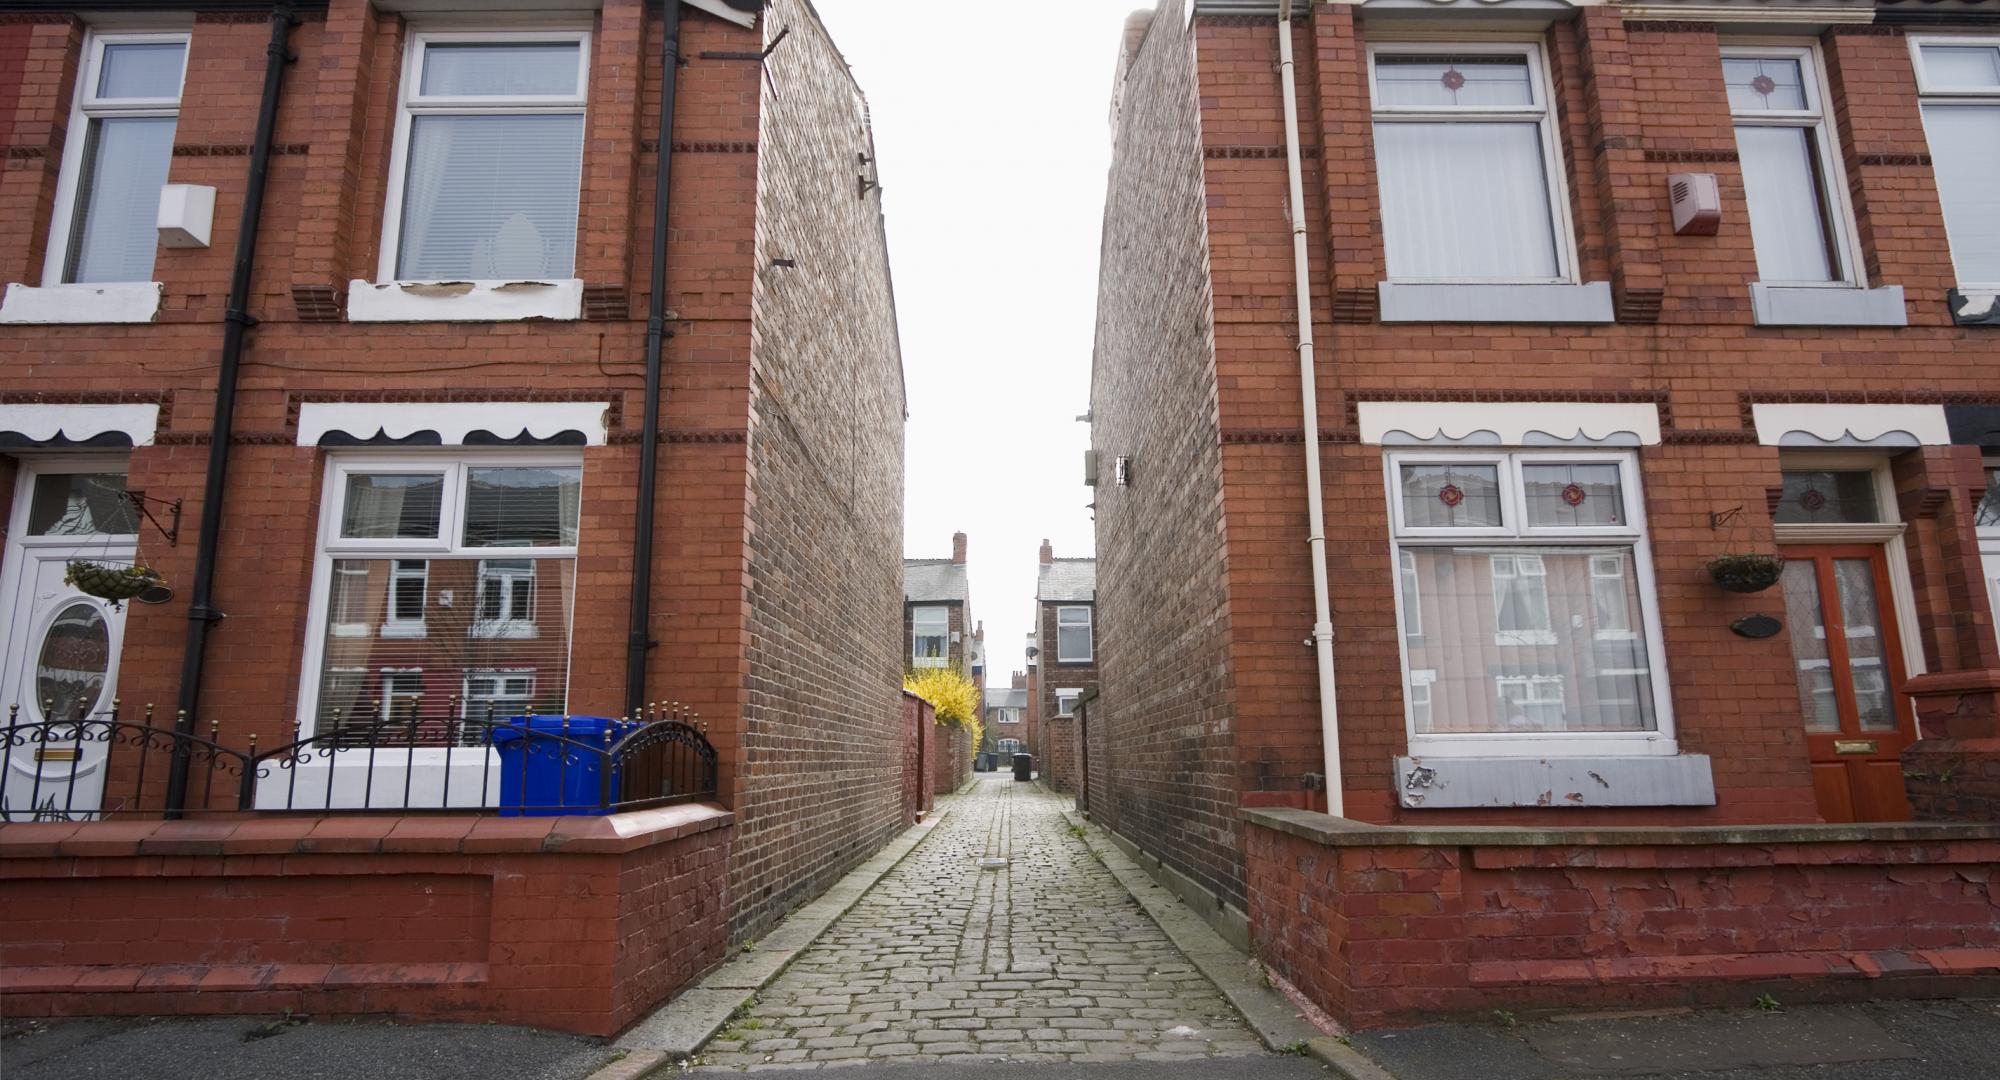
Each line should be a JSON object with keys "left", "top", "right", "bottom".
{"left": 1754, "top": 994, "right": 1782, "bottom": 1011}
{"left": 1068, "top": 824, "right": 1087, "bottom": 840}
{"left": 1492, "top": 1009, "right": 1518, "bottom": 1028}
{"left": 1279, "top": 1040, "right": 1311, "bottom": 1055}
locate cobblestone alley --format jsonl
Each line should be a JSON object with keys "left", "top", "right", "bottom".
{"left": 691, "top": 776, "right": 1270, "bottom": 1070}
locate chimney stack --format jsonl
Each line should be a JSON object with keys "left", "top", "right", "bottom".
{"left": 1012, "top": 670, "right": 1026, "bottom": 689}
{"left": 952, "top": 531, "right": 967, "bottom": 565}
{"left": 1039, "top": 539, "right": 1054, "bottom": 565}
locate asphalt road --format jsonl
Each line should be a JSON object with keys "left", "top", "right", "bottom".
{"left": 1352, "top": 999, "right": 2000, "bottom": 1080}
{"left": 0, "top": 1016, "right": 618, "bottom": 1080}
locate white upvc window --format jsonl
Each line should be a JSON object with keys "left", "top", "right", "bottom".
{"left": 1055, "top": 689, "right": 1081, "bottom": 718}
{"left": 379, "top": 30, "right": 590, "bottom": 283}
{"left": 1055, "top": 605, "right": 1093, "bottom": 662}
{"left": 1910, "top": 36, "right": 2000, "bottom": 291}
{"left": 44, "top": 31, "right": 189, "bottom": 285}
{"left": 1367, "top": 42, "right": 1577, "bottom": 283}
{"left": 1722, "top": 44, "right": 1863, "bottom": 286}
{"left": 911, "top": 605, "right": 949, "bottom": 667}
{"left": 1387, "top": 450, "right": 1675, "bottom": 757}
{"left": 300, "top": 453, "right": 582, "bottom": 742}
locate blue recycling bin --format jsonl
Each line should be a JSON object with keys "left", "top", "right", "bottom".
{"left": 489, "top": 715, "right": 636, "bottom": 816}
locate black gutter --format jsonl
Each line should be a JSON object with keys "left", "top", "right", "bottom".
{"left": 626, "top": 0, "right": 684, "bottom": 718}
{"left": 166, "top": 1, "right": 296, "bottom": 813}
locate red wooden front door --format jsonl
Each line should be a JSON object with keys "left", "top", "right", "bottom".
{"left": 1778, "top": 546, "right": 1914, "bottom": 823}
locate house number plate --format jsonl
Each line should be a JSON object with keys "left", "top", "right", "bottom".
{"left": 1833, "top": 739, "right": 1878, "bottom": 755}
{"left": 35, "top": 747, "right": 79, "bottom": 763}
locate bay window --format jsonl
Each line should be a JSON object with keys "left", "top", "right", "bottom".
{"left": 1723, "top": 46, "right": 1859, "bottom": 286}
{"left": 1910, "top": 37, "right": 2000, "bottom": 290}
{"left": 380, "top": 31, "right": 589, "bottom": 282}
{"left": 1368, "top": 43, "right": 1573, "bottom": 283}
{"left": 46, "top": 32, "right": 189, "bottom": 285}
{"left": 1388, "top": 451, "right": 1673, "bottom": 755}
{"left": 304, "top": 455, "right": 580, "bottom": 742}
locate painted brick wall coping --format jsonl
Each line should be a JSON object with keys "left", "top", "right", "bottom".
{"left": 0, "top": 803, "right": 733, "bottom": 861}
{"left": 1242, "top": 806, "right": 2000, "bottom": 849}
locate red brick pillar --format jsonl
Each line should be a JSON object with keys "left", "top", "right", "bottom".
{"left": 1572, "top": 9, "right": 1667, "bottom": 322}
{"left": 1894, "top": 446, "right": 2000, "bottom": 820}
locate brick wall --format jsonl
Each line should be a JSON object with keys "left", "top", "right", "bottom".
{"left": 933, "top": 721, "right": 971, "bottom": 795}
{"left": 1092, "top": 5, "right": 2000, "bottom": 912}
{"left": 732, "top": 0, "right": 907, "bottom": 943}
{"left": 1245, "top": 810, "right": 2000, "bottom": 1028}
{"left": 1090, "top": 0, "right": 1248, "bottom": 915}
{"left": 1042, "top": 716, "right": 1078, "bottom": 795}
{"left": 0, "top": 806, "right": 732, "bottom": 1037}
{"left": 902, "top": 691, "right": 936, "bottom": 823}
{"left": 0, "top": 1, "right": 905, "bottom": 948}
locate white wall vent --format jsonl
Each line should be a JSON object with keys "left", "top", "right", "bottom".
{"left": 1668, "top": 172, "right": 1721, "bottom": 236}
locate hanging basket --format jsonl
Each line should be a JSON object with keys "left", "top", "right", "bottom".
{"left": 65, "top": 561, "right": 164, "bottom": 602}
{"left": 1706, "top": 553, "right": 1786, "bottom": 594}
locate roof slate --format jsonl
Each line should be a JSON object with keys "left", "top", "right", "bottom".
{"left": 904, "top": 559, "right": 969, "bottom": 603}
{"left": 1036, "top": 558, "right": 1096, "bottom": 602}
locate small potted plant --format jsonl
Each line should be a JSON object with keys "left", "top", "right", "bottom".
{"left": 1706, "top": 552, "right": 1786, "bottom": 594}
{"left": 64, "top": 561, "right": 164, "bottom": 606}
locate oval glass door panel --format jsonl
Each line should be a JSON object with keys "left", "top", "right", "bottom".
{"left": 36, "top": 603, "right": 111, "bottom": 721}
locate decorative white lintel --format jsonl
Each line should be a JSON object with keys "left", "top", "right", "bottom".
{"left": 345, "top": 279, "right": 584, "bottom": 323}
{"left": 1751, "top": 403, "right": 1952, "bottom": 449}
{"left": 0, "top": 403, "right": 160, "bottom": 447}
{"left": 683, "top": 0, "right": 757, "bottom": 28}
{"left": 296, "top": 401, "right": 610, "bottom": 448}
{"left": 1617, "top": 1, "right": 1874, "bottom": 26}
{"left": 1357, "top": 401, "right": 1662, "bottom": 448}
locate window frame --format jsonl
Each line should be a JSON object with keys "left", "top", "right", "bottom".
{"left": 1908, "top": 34, "right": 2000, "bottom": 292}
{"left": 1385, "top": 448, "right": 1677, "bottom": 758}
{"left": 1720, "top": 42, "right": 1865, "bottom": 288}
{"left": 1364, "top": 39, "right": 1580, "bottom": 286}
{"left": 1054, "top": 605, "right": 1094, "bottom": 663}
{"left": 1055, "top": 689, "right": 1082, "bottom": 718}
{"left": 295, "top": 449, "right": 583, "bottom": 741}
{"left": 910, "top": 604, "right": 950, "bottom": 668}
{"left": 376, "top": 27, "right": 593, "bottom": 285}
{"left": 42, "top": 29, "right": 191, "bottom": 287}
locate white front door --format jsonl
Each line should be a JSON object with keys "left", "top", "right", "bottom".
{"left": 1, "top": 460, "right": 137, "bottom": 821}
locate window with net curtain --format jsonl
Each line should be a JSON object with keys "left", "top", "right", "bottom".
{"left": 58, "top": 36, "right": 187, "bottom": 284}
{"left": 312, "top": 460, "right": 581, "bottom": 741}
{"left": 1723, "top": 48, "right": 1853, "bottom": 284}
{"left": 392, "top": 36, "right": 587, "bottom": 281}
{"left": 1390, "top": 453, "right": 1664, "bottom": 743}
{"left": 1056, "top": 606, "right": 1093, "bottom": 662}
{"left": 1913, "top": 39, "right": 2000, "bottom": 289}
{"left": 1369, "top": 47, "right": 1567, "bottom": 282}
{"left": 911, "top": 606, "right": 949, "bottom": 667}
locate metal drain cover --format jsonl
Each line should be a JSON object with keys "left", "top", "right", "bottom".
{"left": 977, "top": 857, "right": 1009, "bottom": 870}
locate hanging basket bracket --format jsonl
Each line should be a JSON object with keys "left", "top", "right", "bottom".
{"left": 122, "top": 489, "right": 181, "bottom": 547}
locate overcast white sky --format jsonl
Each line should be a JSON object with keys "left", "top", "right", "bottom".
{"left": 809, "top": 0, "right": 1142, "bottom": 687}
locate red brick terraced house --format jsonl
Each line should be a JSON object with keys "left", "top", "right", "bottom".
{"left": 1030, "top": 541, "right": 1096, "bottom": 795}
{"left": 0, "top": 0, "right": 909, "bottom": 1034}
{"left": 1090, "top": 0, "right": 2000, "bottom": 1028}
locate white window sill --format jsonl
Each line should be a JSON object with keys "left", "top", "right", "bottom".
{"left": 1395, "top": 752, "right": 1715, "bottom": 808}
{"left": 1750, "top": 283, "right": 1907, "bottom": 327}
{"left": 1494, "top": 631, "right": 1558, "bottom": 647}
{"left": 0, "top": 282, "right": 162, "bottom": 324}
{"left": 346, "top": 278, "right": 583, "bottom": 322}
{"left": 379, "top": 622, "right": 429, "bottom": 640}
{"left": 1377, "top": 281, "right": 1614, "bottom": 324}
{"left": 471, "top": 622, "right": 539, "bottom": 640}
{"left": 1948, "top": 288, "right": 2000, "bottom": 327}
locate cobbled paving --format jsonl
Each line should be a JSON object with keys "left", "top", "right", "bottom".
{"left": 692, "top": 776, "right": 1268, "bottom": 1070}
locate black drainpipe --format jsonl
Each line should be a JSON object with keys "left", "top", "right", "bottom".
{"left": 166, "top": 1, "right": 297, "bottom": 812}
{"left": 625, "top": 0, "right": 683, "bottom": 718}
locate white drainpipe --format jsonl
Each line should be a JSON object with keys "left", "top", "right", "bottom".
{"left": 1277, "top": 0, "right": 1344, "bottom": 817}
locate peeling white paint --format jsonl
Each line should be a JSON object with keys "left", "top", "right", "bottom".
{"left": 0, "top": 282, "right": 162, "bottom": 325}
{"left": 345, "top": 278, "right": 583, "bottom": 322}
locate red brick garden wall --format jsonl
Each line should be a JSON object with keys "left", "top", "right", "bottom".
{"left": 933, "top": 723, "right": 971, "bottom": 796}
{"left": 1245, "top": 810, "right": 2000, "bottom": 1029}
{"left": 1042, "top": 718, "right": 1077, "bottom": 795}
{"left": 0, "top": 806, "right": 732, "bottom": 1037}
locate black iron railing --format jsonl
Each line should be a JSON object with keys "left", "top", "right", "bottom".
{"left": 0, "top": 701, "right": 717, "bottom": 821}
